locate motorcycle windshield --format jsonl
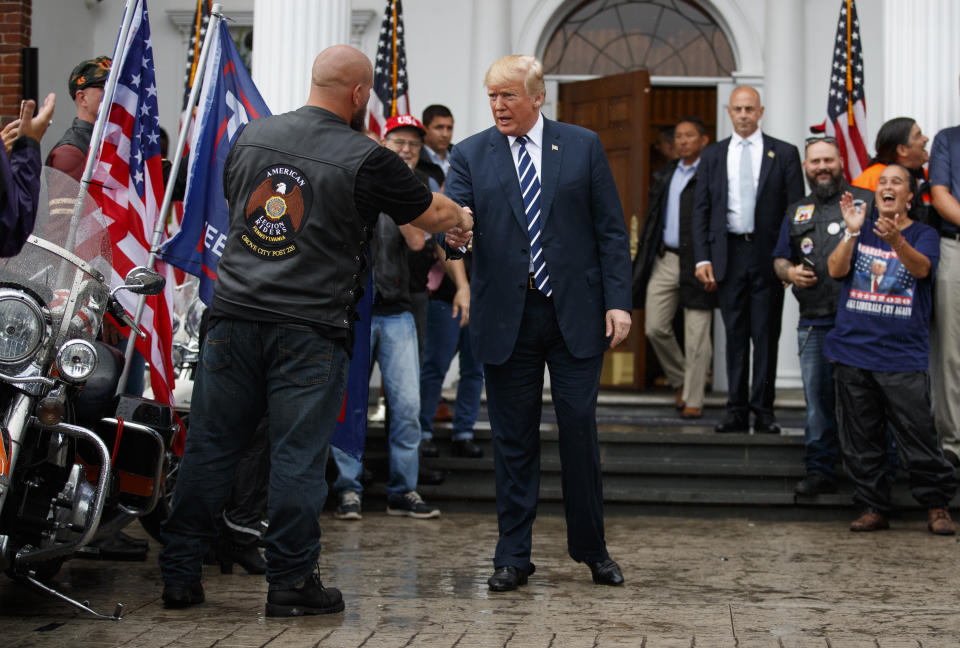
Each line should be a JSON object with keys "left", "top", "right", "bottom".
{"left": 0, "top": 168, "right": 113, "bottom": 349}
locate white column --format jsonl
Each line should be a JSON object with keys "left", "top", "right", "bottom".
{"left": 251, "top": 0, "right": 351, "bottom": 115}
{"left": 762, "top": 0, "right": 804, "bottom": 152}
{"left": 882, "top": 0, "right": 960, "bottom": 138}
{"left": 465, "top": 0, "right": 511, "bottom": 136}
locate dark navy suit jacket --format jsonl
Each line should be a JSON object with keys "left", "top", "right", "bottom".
{"left": 444, "top": 117, "right": 632, "bottom": 365}
{"left": 691, "top": 134, "right": 803, "bottom": 282}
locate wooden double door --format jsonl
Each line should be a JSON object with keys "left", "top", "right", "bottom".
{"left": 558, "top": 73, "right": 716, "bottom": 389}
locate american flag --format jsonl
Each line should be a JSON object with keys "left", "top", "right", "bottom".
{"left": 822, "top": 0, "right": 869, "bottom": 182}
{"left": 367, "top": 0, "right": 409, "bottom": 137}
{"left": 182, "top": 0, "right": 211, "bottom": 110}
{"left": 87, "top": 0, "right": 177, "bottom": 410}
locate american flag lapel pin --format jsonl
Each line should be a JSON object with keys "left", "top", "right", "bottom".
{"left": 552, "top": 144, "right": 559, "bottom": 151}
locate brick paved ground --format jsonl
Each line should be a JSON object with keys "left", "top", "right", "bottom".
{"left": 2, "top": 508, "right": 958, "bottom": 647}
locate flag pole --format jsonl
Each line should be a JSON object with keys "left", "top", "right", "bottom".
{"left": 66, "top": 0, "right": 139, "bottom": 252}
{"left": 115, "top": 2, "right": 223, "bottom": 395}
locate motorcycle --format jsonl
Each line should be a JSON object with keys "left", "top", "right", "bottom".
{"left": 0, "top": 168, "right": 177, "bottom": 620}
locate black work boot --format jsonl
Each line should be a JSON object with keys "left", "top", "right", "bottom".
{"left": 162, "top": 581, "right": 205, "bottom": 609}
{"left": 265, "top": 565, "right": 345, "bottom": 617}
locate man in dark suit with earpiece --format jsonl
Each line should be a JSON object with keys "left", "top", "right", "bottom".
{"left": 692, "top": 86, "right": 803, "bottom": 435}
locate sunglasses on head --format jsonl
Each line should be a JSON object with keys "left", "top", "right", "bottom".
{"left": 805, "top": 135, "right": 838, "bottom": 145}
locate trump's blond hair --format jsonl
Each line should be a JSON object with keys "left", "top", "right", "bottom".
{"left": 484, "top": 55, "right": 545, "bottom": 98}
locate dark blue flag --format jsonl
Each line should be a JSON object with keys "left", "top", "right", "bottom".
{"left": 160, "top": 17, "right": 269, "bottom": 304}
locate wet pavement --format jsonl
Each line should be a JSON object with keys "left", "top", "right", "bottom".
{"left": 2, "top": 506, "right": 959, "bottom": 647}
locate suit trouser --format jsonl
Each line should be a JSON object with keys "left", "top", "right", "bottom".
{"left": 834, "top": 363, "right": 956, "bottom": 513}
{"left": 716, "top": 236, "right": 783, "bottom": 419}
{"left": 932, "top": 237, "right": 960, "bottom": 456}
{"left": 484, "top": 289, "right": 608, "bottom": 570}
{"left": 643, "top": 251, "right": 713, "bottom": 409}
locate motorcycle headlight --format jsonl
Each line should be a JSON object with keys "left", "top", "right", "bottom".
{"left": 0, "top": 293, "right": 45, "bottom": 363}
{"left": 56, "top": 339, "right": 98, "bottom": 382}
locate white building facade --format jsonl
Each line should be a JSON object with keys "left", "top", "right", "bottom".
{"left": 31, "top": 0, "right": 960, "bottom": 391}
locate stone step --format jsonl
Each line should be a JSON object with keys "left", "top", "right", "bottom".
{"left": 351, "top": 395, "right": 958, "bottom": 512}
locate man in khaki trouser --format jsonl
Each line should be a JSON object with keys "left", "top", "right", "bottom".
{"left": 633, "top": 117, "right": 716, "bottom": 418}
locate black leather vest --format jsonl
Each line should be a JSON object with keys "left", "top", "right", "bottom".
{"left": 786, "top": 184, "right": 873, "bottom": 320}
{"left": 371, "top": 213, "right": 411, "bottom": 310}
{"left": 48, "top": 118, "right": 93, "bottom": 157}
{"left": 211, "top": 106, "right": 381, "bottom": 330}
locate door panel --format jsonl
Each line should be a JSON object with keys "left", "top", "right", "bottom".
{"left": 558, "top": 70, "right": 650, "bottom": 389}
{"left": 558, "top": 78, "right": 718, "bottom": 390}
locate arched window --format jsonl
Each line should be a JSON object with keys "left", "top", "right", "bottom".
{"left": 543, "top": 0, "right": 735, "bottom": 77}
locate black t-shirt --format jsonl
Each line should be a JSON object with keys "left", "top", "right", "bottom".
{"left": 356, "top": 146, "right": 432, "bottom": 229}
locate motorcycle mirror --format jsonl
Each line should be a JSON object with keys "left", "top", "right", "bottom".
{"left": 122, "top": 267, "right": 166, "bottom": 296}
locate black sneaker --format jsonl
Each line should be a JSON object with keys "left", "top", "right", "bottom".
{"left": 420, "top": 438, "right": 439, "bottom": 458}
{"left": 334, "top": 491, "right": 362, "bottom": 520}
{"left": 265, "top": 566, "right": 345, "bottom": 617}
{"left": 162, "top": 581, "right": 204, "bottom": 609}
{"left": 794, "top": 473, "right": 837, "bottom": 496}
{"left": 387, "top": 491, "right": 440, "bottom": 519}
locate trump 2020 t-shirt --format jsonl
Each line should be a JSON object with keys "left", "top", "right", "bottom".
{"left": 824, "top": 218, "right": 939, "bottom": 372}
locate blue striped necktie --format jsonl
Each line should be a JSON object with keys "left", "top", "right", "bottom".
{"left": 516, "top": 135, "right": 551, "bottom": 297}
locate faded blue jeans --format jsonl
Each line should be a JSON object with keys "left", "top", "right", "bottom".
{"left": 333, "top": 311, "right": 420, "bottom": 497}
{"left": 159, "top": 319, "right": 348, "bottom": 587}
{"left": 797, "top": 325, "right": 839, "bottom": 479}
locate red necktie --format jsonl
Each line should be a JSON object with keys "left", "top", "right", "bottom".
{"left": 872, "top": 277, "right": 879, "bottom": 292}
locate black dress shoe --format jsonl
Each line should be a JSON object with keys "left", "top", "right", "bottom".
{"left": 219, "top": 542, "right": 267, "bottom": 575}
{"left": 487, "top": 564, "right": 535, "bottom": 592}
{"left": 418, "top": 466, "right": 445, "bottom": 485}
{"left": 794, "top": 473, "right": 837, "bottom": 496}
{"left": 420, "top": 438, "right": 439, "bottom": 458}
{"left": 451, "top": 438, "right": 483, "bottom": 458}
{"left": 162, "top": 581, "right": 205, "bottom": 608}
{"left": 714, "top": 416, "right": 749, "bottom": 434}
{"left": 753, "top": 417, "right": 781, "bottom": 434}
{"left": 588, "top": 558, "right": 624, "bottom": 586}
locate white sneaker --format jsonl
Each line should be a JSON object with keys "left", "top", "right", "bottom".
{"left": 368, "top": 397, "right": 386, "bottom": 422}
{"left": 334, "top": 491, "right": 362, "bottom": 520}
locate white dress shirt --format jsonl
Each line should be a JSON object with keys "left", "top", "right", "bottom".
{"left": 509, "top": 112, "right": 544, "bottom": 181}
{"left": 662, "top": 158, "right": 700, "bottom": 249}
{"left": 725, "top": 129, "right": 763, "bottom": 234}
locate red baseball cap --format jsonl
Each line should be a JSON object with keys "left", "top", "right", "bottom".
{"left": 384, "top": 114, "right": 425, "bottom": 137}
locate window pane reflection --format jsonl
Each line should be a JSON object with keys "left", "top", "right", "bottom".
{"left": 544, "top": 0, "right": 735, "bottom": 77}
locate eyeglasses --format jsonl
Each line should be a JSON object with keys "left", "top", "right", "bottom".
{"left": 385, "top": 137, "right": 422, "bottom": 151}
{"left": 805, "top": 136, "right": 837, "bottom": 145}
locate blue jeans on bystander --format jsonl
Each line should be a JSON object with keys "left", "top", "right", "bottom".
{"left": 333, "top": 311, "right": 420, "bottom": 497}
{"left": 797, "top": 326, "right": 839, "bottom": 479}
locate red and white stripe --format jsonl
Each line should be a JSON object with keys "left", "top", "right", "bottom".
{"left": 367, "top": 92, "right": 408, "bottom": 138}
{"left": 826, "top": 100, "right": 869, "bottom": 182}
{"left": 87, "top": 5, "right": 176, "bottom": 409}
